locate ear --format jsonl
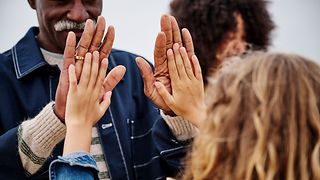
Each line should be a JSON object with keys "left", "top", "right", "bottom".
{"left": 27, "top": 0, "right": 36, "bottom": 10}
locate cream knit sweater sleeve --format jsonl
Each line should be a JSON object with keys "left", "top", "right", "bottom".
{"left": 18, "top": 102, "right": 66, "bottom": 176}
{"left": 161, "top": 111, "right": 198, "bottom": 141}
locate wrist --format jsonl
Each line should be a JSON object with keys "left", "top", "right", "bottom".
{"left": 65, "top": 118, "right": 93, "bottom": 130}
{"left": 64, "top": 124, "right": 92, "bottom": 155}
{"left": 189, "top": 105, "right": 207, "bottom": 128}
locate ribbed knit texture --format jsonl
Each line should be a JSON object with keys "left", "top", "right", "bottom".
{"left": 18, "top": 48, "right": 194, "bottom": 178}
{"left": 161, "top": 111, "right": 198, "bottom": 141}
{"left": 18, "top": 102, "right": 66, "bottom": 175}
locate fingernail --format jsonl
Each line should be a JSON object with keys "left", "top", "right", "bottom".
{"left": 173, "top": 43, "right": 179, "bottom": 49}
{"left": 154, "top": 82, "right": 161, "bottom": 89}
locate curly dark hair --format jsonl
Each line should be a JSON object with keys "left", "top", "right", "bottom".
{"left": 170, "top": 0, "right": 275, "bottom": 85}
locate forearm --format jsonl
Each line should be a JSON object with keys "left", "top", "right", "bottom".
{"left": 18, "top": 102, "right": 66, "bottom": 176}
{"left": 63, "top": 124, "right": 92, "bottom": 155}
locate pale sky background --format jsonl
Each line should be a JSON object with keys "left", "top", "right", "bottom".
{"left": 0, "top": 0, "right": 319, "bottom": 63}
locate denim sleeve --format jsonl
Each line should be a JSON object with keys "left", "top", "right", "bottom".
{"left": 49, "top": 152, "right": 99, "bottom": 180}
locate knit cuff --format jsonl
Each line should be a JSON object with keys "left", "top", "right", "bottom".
{"left": 18, "top": 102, "right": 66, "bottom": 175}
{"left": 161, "top": 110, "right": 198, "bottom": 141}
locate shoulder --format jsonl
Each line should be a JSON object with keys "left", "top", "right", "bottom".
{"left": 110, "top": 49, "right": 139, "bottom": 58}
{"left": 0, "top": 48, "right": 13, "bottom": 62}
{"left": 109, "top": 49, "right": 139, "bottom": 67}
{"left": 109, "top": 49, "right": 153, "bottom": 68}
{"left": 0, "top": 49, "right": 14, "bottom": 73}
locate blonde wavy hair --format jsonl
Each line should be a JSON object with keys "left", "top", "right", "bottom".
{"left": 183, "top": 53, "right": 320, "bottom": 180}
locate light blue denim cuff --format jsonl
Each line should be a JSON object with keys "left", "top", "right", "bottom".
{"left": 49, "top": 152, "right": 99, "bottom": 179}
{"left": 51, "top": 152, "right": 98, "bottom": 170}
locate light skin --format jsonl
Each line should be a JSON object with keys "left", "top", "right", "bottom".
{"left": 136, "top": 15, "right": 195, "bottom": 114}
{"left": 155, "top": 43, "right": 206, "bottom": 128}
{"left": 136, "top": 14, "right": 245, "bottom": 124}
{"left": 27, "top": 0, "right": 115, "bottom": 120}
{"left": 63, "top": 35, "right": 126, "bottom": 155}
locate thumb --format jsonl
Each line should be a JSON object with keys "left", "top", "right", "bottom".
{"left": 100, "top": 91, "right": 112, "bottom": 113}
{"left": 103, "top": 65, "right": 126, "bottom": 92}
{"left": 135, "top": 57, "right": 156, "bottom": 97}
{"left": 154, "top": 81, "right": 175, "bottom": 109}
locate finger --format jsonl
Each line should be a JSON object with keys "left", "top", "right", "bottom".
{"left": 75, "top": 19, "right": 95, "bottom": 79}
{"left": 154, "top": 82, "right": 175, "bottom": 108}
{"left": 181, "top": 28, "right": 195, "bottom": 59}
{"left": 191, "top": 55, "right": 203, "bottom": 81}
{"left": 99, "top": 91, "right": 112, "bottom": 115}
{"left": 95, "top": 58, "right": 108, "bottom": 93}
{"left": 63, "top": 32, "right": 76, "bottom": 71}
{"left": 135, "top": 57, "right": 156, "bottom": 95}
{"left": 103, "top": 65, "right": 126, "bottom": 92}
{"left": 76, "top": 19, "right": 95, "bottom": 56}
{"left": 99, "top": 25, "right": 115, "bottom": 61}
{"left": 160, "top": 15, "right": 173, "bottom": 50}
{"left": 68, "top": 64, "right": 77, "bottom": 92}
{"left": 180, "top": 47, "right": 194, "bottom": 80}
{"left": 89, "top": 16, "right": 106, "bottom": 52}
{"left": 88, "top": 51, "right": 100, "bottom": 89}
{"left": 153, "top": 32, "right": 167, "bottom": 67}
{"left": 220, "top": 40, "right": 236, "bottom": 59}
{"left": 79, "top": 53, "right": 92, "bottom": 88}
{"left": 173, "top": 43, "right": 187, "bottom": 79}
{"left": 167, "top": 49, "right": 179, "bottom": 86}
{"left": 170, "top": 16, "right": 182, "bottom": 46}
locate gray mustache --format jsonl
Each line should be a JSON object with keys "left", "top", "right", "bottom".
{"left": 54, "top": 20, "right": 96, "bottom": 32}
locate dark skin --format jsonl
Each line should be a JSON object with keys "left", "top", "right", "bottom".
{"left": 28, "top": 0, "right": 102, "bottom": 53}
{"left": 28, "top": 0, "right": 182, "bottom": 119}
{"left": 136, "top": 15, "right": 195, "bottom": 114}
{"left": 27, "top": 0, "right": 116, "bottom": 120}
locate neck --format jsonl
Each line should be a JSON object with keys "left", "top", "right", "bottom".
{"left": 37, "top": 31, "right": 64, "bottom": 54}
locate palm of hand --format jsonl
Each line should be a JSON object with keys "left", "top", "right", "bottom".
{"left": 152, "top": 62, "right": 172, "bottom": 112}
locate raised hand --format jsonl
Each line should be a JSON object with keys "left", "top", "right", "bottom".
{"left": 154, "top": 43, "right": 206, "bottom": 128}
{"left": 136, "top": 15, "right": 195, "bottom": 114}
{"left": 65, "top": 51, "right": 110, "bottom": 127}
{"left": 63, "top": 51, "right": 125, "bottom": 154}
{"left": 54, "top": 16, "right": 115, "bottom": 120}
{"left": 54, "top": 32, "right": 76, "bottom": 120}
{"left": 74, "top": 16, "right": 115, "bottom": 79}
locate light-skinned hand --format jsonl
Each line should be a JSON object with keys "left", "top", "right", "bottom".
{"left": 154, "top": 43, "right": 206, "bottom": 128}
{"left": 136, "top": 15, "right": 195, "bottom": 115}
{"left": 63, "top": 51, "right": 125, "bottom": 155}
{"left": 54, "top": 16, "right": 115, "bottom": 120}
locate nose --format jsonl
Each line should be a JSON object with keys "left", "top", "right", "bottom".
{"left": 67, "top": 1, "right": 90, "bottom": 22}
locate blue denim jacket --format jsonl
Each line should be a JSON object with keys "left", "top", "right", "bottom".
{"left": 49, "top": 152, "right": 99, "bottom": 180}
{"left": 0, "top": 27, "right": 188, "bottom": 179}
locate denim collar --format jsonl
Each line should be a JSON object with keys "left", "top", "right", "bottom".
{"left": 12, "top": 27, "right": 47, "bottom": 79}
